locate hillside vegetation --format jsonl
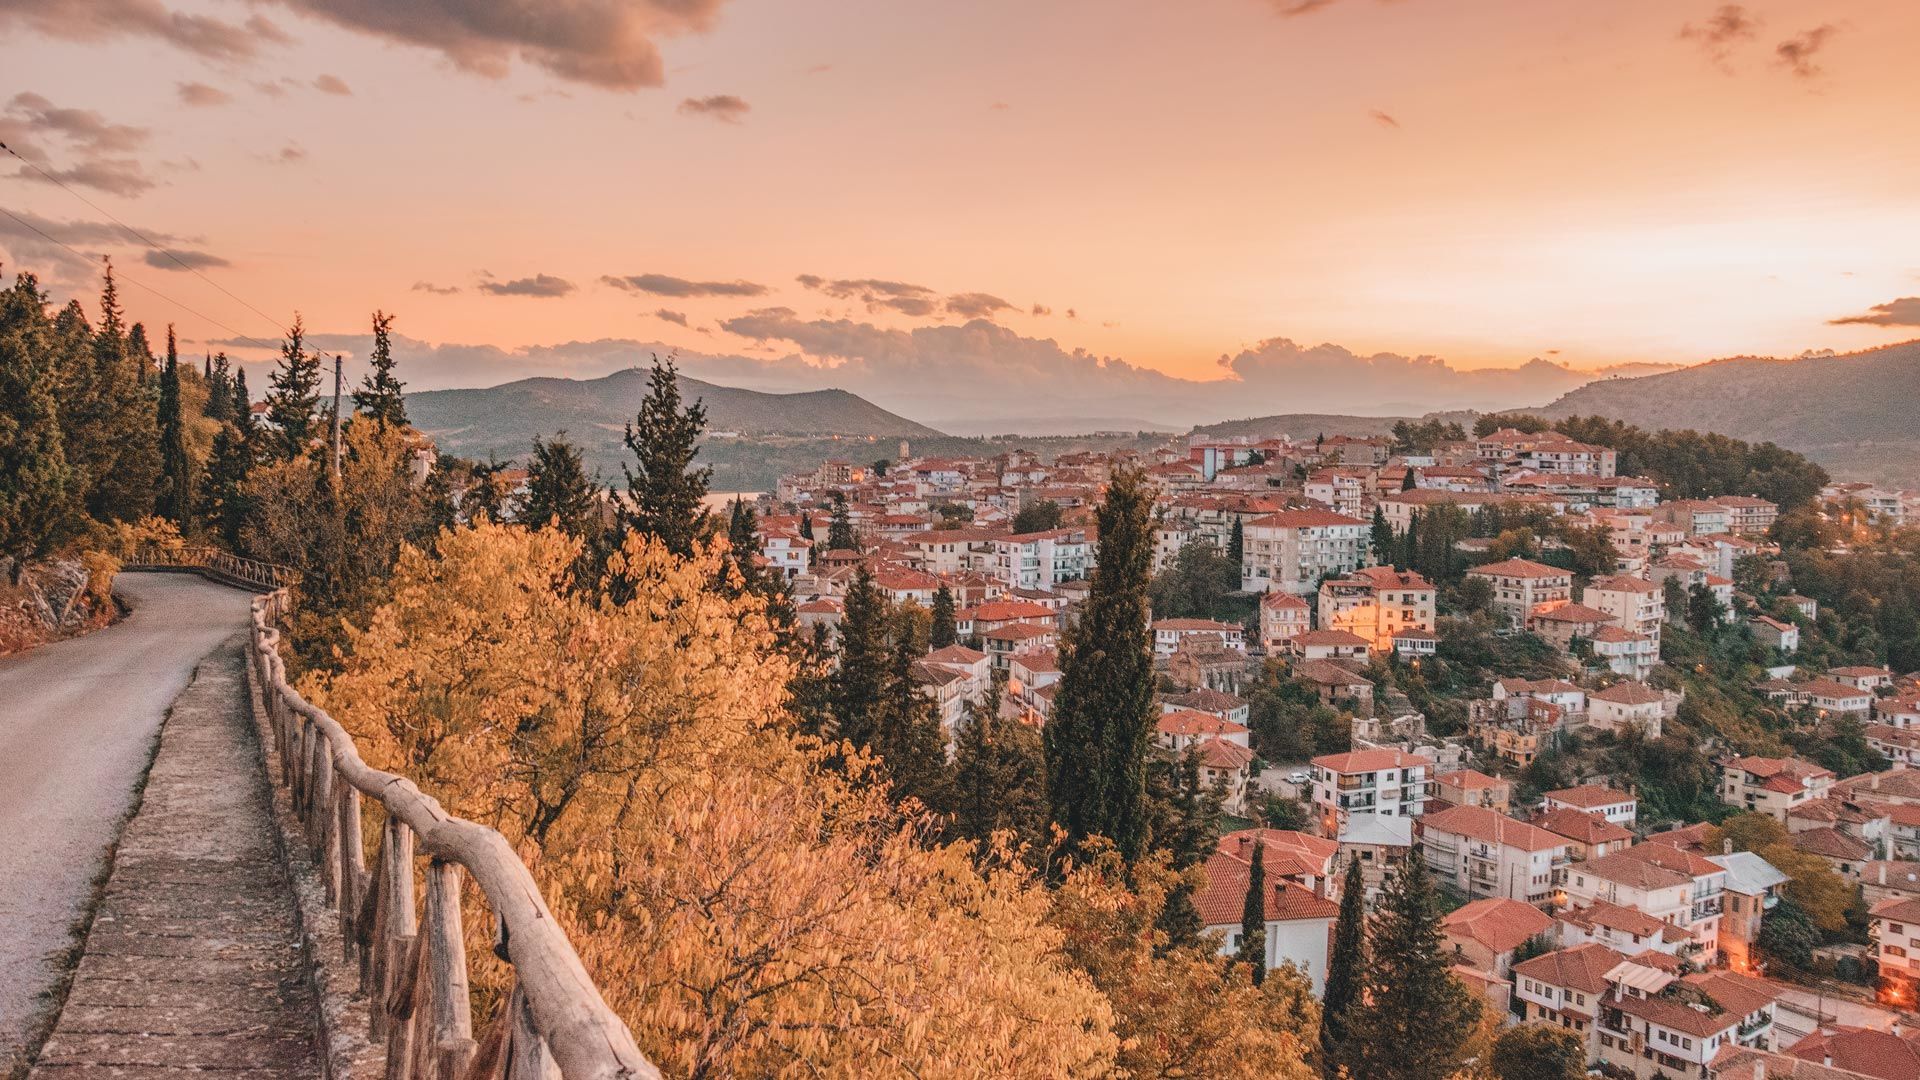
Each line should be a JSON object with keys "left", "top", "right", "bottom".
{"left": 1537, "top": 340, "right": 1920, "bottom": 486}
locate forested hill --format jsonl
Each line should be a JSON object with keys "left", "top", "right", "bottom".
{"left": 1187, "top": 411, "right": 1479, "bottom": 440}
{"left": 407, "top": 370, "right": 944, "bottom": 468}
{"left": 1536, "top": 341, "right": 1920, "bottom": 486}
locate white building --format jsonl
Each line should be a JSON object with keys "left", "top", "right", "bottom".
{"left": 1310, "top": 748, "right": 1432, "bottom": 835}
{"left": 1240, "top": 510, "right": 1371, "bottom": 596}
{"left": 1466, "top": 558, "right": 1575, "bottom": 627}
{"left": 1198, "top": 849, "right": 1339, "bottom": 995}
{"left": 1418, "top": 803, "right": 1570, "bottom": 904}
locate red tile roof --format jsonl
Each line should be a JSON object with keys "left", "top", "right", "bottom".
{"left": 1534, "top": 807, "right": 1634, "bottom": 846}
{"left": 1419, "top": 804, "right": 1568, "bottom": 854}
{"left": 1511, "top": 943, "right": 1623, "bottom": 994}
{"left": 1312, "top": 748, "right": 1431, "bottom": 773}
{"left": 1545, "top": 784, "right": 1635, "bottom": 809}
{"left": 1442, "top": 897, "right": 1555, "bottom": 955}
{"left": 1467, "top": 558, "right": 1571, "bottom": 580}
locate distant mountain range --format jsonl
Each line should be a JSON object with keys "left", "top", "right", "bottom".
{"left": 406, "top": 370, "right": 942, "bottom": 478}
{"left": 1535, "top": 340, "right": 1920, "bottom": 487}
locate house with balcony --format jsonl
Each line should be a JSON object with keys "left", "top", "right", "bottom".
{"left": 1585, "top": 573, "right": 1666, "bottom": 650}
{"left": 1317, "top": 566, "right": 1438, "bottom": 652}
{"left": 1721, "top": 756, "right": 1836, "bottom": 819}
{"left": 1595, "top": 970, "right": 1778, "bottom": 1080}
{"left": 1432, "top": 769, "right": 1512, "bottom": 812}
{"left": 1417, "top": 803, "right": 1570, "bottom": 904}
{"left": 1544, "top": 784, "right": 1639, "bottom": 827}
{"left": 1587, "top": 843, "right": 1729, "bottom": 960}
{"left": 1257, "top": 590, "right": 1311, "bottom": 650}
{"left": 1873, "top": 895, "right": 1920, "bottom": 1006}
{"left": 1240, "top": 509, "right": 1371, "bottom": 596}
{"left": 1558, "top": 900, "right": 1694, "bottom": 959}
{"left": 1707, "top": 850, "right": 1789, "bottom": 973}
{"left": 1467, "top": 558, "right": 1576, "bottom": 628}
{"left": 1197, "top": 850, "right": 1339, "bottom": 994}
{"left": 1310, "top": 748, "right": 1432, "bottom": 834}
{"left": 1151, "top": 617, "right": 1246, "bottom": 658}
{"left": 1513, "top": 942, "right": 1624, "bottom": 1049}
{"left": 1588, "top": 681, "right": 1674, "bottom": 739}
{"left": 1535, "top": 807, "right": 1636, "bottom": 862}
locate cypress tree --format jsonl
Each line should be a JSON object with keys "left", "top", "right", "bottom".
{"left": 231, "top": 366, "right": 253, "bottom": 433}
{"left": 798, "top": 510, "right": 814, "bottom": 542}
{"left": 351, "top": 309, "right": 408, "bottom": 429}
{"left": 944, "top": 674, "right": 1050, "bottom": 852}
{"left": 1370, "top": 507, "right": 1394, "bottom": 564}
{"left": 1227, "top": 516, "right": 1244, "bottom": 564}
{"left": 1044, "top": 466, "right": 1157, "bottom": 863}
{"left": 1238, "top": 839, "right": 1267, "bottom": 986}
{"left": 1400, "top": 512, "right": 1420, "bottom": 575}
{"left": 0, "top": 271, "right": 76, "bottom": 575}
{"left": 619, "top": 355, "right": 711, "bottom": 557}
{"left": 200, "top": 422, "right": 253, "bottom": 549}
{"left": 830, "top": 566, "right": 891, "bottom": 751}
{"left": 1401, "top": 465, "right": 1417, "bottom": 491}
{"left": 156, "top": 326, "right": 193, "bottom": 526}
{"left": 827, "top": 493, "right": 856, "bottom": 551}
{"left": 521, "top": 433, "right": 600, "bottom": 538}
{"left": 929, "top": 585, "right": 957, "bottom": 649}
{"left": 1320, "top": 854, "right": 1368, "bottom": 1073}
{"left": 264, "top": 314, "right": 322, "bottom": 462}
{"left": 1346, "top": 854, "right": 1480, "bottom": 1080}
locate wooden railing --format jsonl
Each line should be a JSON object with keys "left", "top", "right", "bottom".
{"left": 127, "top": 545, "right": 302, "bottom": 592}
{"left": 248, "top": 591, "right": 658, "bottom": 1080}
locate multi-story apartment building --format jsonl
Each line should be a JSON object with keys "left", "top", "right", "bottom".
{"left": 1476, "top": 429, "right": 1618, "bottom": 477}
{"left": 1310, "top": 748, "right": 1431, "bottom": 834}
{"left": 1240, "top": 510, "right": 1371, "bottom": 596}
{"left": 1432, "top": 769, "right": 1511, "bottom": 812}
{"left": 986, "top": 528, "right": 1094, "bottom": 592}
{"left": 1317, "top": 566, "right": 1437, "bottom": 652}
{"left": 1257, "top": 590, "right": 1311, "bottom": 651}
{"left": 1466, "top": 558, "right": 1575, "bottom": 627}
{"left": 1658, "top": 499, "right": 1734, "bottom": 537}
{"left": 1712, "top": 496, "right": 1780, "bottom": 537}
{"left": 1720, "top": 756, "right": 1836, "bottom": 819}
{"left": 1566, "top": 843, "right": 1727, "bottom": 959}
{"left": 1588, "top": 681, "right": 1672, "bottom": 738}
{"left": 1418, "top": 804, "right": 1571, "bottom": 904}
{"left": 1872, "top": 895, "right": 1920, "bottom": 1000}
{"left": 1584, "top": 574, "right": 1666, "bottom": 648}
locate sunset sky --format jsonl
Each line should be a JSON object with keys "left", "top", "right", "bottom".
{"left": 3, "top": 0, "right": 1918, "bottom": 422}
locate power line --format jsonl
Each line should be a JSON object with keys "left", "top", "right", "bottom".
{"left": 0, "top": 138, "right": 286, "bottom": 335}
{"left": 0, "top": 203, "right": 279, "bottom": 352}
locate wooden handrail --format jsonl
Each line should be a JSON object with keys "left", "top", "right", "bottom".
{"left": 248, "top": 590, "right": 658, "bottom": 1080}
{"left": 126, "top": 545, "right": 302, "bottom": 591}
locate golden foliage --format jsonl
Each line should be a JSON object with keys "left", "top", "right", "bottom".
{"left": 80, "top": 550, "right": 119, "bottom": 607}
{"left": 1050, "top": 845, "right": 1319, "bottom": 1080}
{"left": 307, "top": 522, "right": 1117, "bottom": 1078}
{"left": 102, "top": 514, "right": 183, "bottom": 558}
{"left": 1707, "top": 813, "right": 1855, "bottom": 932}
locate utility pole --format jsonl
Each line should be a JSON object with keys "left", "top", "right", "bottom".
{"left": 330, "top": 353, "right": 344, "bottom": 479}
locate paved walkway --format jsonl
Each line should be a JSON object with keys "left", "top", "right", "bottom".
{"left": 0, "top": 574, "right": 257, "bottom": 1061}
{"left": 26, "top": 640, "right": 320, "bottom": 1077}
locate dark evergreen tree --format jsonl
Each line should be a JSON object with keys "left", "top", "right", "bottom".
{"left": 1320, "top": 854, "right": 1368, "bottom": 1074}
{"left": 1012, "top": 497, "right": 1063, "bottom": 534}
{"left": 520, "top": 433, "right": 600, "bottom": 538}
{"left": 351, "top": 309, "right": 408, "bottom": 429}
{"left": 1238, "top": 839, "right": 1267, "bottom": 986}
{"left": 264, "top": 315, "right": 322, "bottom": 462}
{"left": 0, "top": 271, "right": 76, "bottom": 575}
{"left": 231, "top": 367, "right": 253, "bottom": 433}
{"left": 619, "top": 356, "right": 711, "bottom": 557}
{"left": 943, "top": 675, "right": 1048, "bottom": 857}
{"left": 830, "top": 566, "right": 891, "bottom": 751}
{"left": 1371, "top": 507, "right": 1394, "bottom": 563}
{"left": 827, "top": 493, "right": 856, "bottom": 551}
{"left": 1401, "top": 465, "right": 1417, "bottom": 491}
{"left": 156, "top": 325, "right": 193, "bottom": 526}
{"left": 873, "top": 631, "right": 949, "bottom": 807}
{"left": 82, "top": 261, "right": 161, "bottom": 521}
{"left": 1344, "top": 855, "right": 1480, "bottom": 1080}
{"left": 798, "top": 510, "right": 815, "bottom": 542}
{"left": 929, "top": 584, "right": 958, "bottom": 649}
{"left": 1149, "top": 745, "right": 1222, "bottom": 948}
{"left": 1044, "top": 466, "right": 1157, "bottom": 863}
{"left": 1227, "top": 516, "right": 1244, "bottom": 564}
{"left": 1490, "top": 1024, "right": 1585, "bottom": 1080}
{"left": 200, "top": 421, "right": 253, "bottom": 549}
{"left": 203, "top": 352, "right": 234, "bottom": 424}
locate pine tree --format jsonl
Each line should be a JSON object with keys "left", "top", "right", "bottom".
{"left": 619, "top": 356, "right": 711, "bottom": 557}
{"left": 200, "top": 421, "right": 253, "bottom": 549}
{"left": 204, "top": 352, "right": 233, "bottom": 424}
{"left": 352, "top": 309, "right": 408, "bottom": 429}
{"left": 1345, "top": 855, "right": 1480, "bottom": 1080}
{"left": 1044, "top": 466, "right": 1157, "bottom": 863}
{"left": 1238, "top": 839, "right": 1267, "bottom": 986}
{"left": 1319, "top": 853, "right": 1368, "bottom": 1073}
{"left": 1371, "top": 507, "right": 1394, "bottom": 564}
{"left": 1227, "top": 516, "right": 1244, "bottom": 564}
{"left": 83, "top": 261, "right": 161, "bottom": 521}
{"left": 943, "top": 675, "right": 1048, "bottom": 856}
{"left": 156, "top": 325, "right": 193, "bottom": 526}
{"left": 264, "top": 314, "right": 322, "bottom": 462}
{"left": 521, "top": 433, "right": 600, "bottom": 538}
{"left": 874, "top": 631, "right": 949, "bottom": 806}
{"left": 1400, "top": 512, "right": 1420, "bottom": 574}
{"left": 930, "top": 585, "right": 958, "bottom": 649}
{"left": 0, "top": 271, "right": 76, "bottom": 575}
{"left": 827, "top": 493, "right": 856, "bottom": 551}
{"left": 830, "top": 566, "right": 891, "bottom": 751}
{"left": 231, "top": 366, "right": 253, "bottom": 433}
{"left": 1401, "top": 466, "right": 1417, "bottom": 491}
